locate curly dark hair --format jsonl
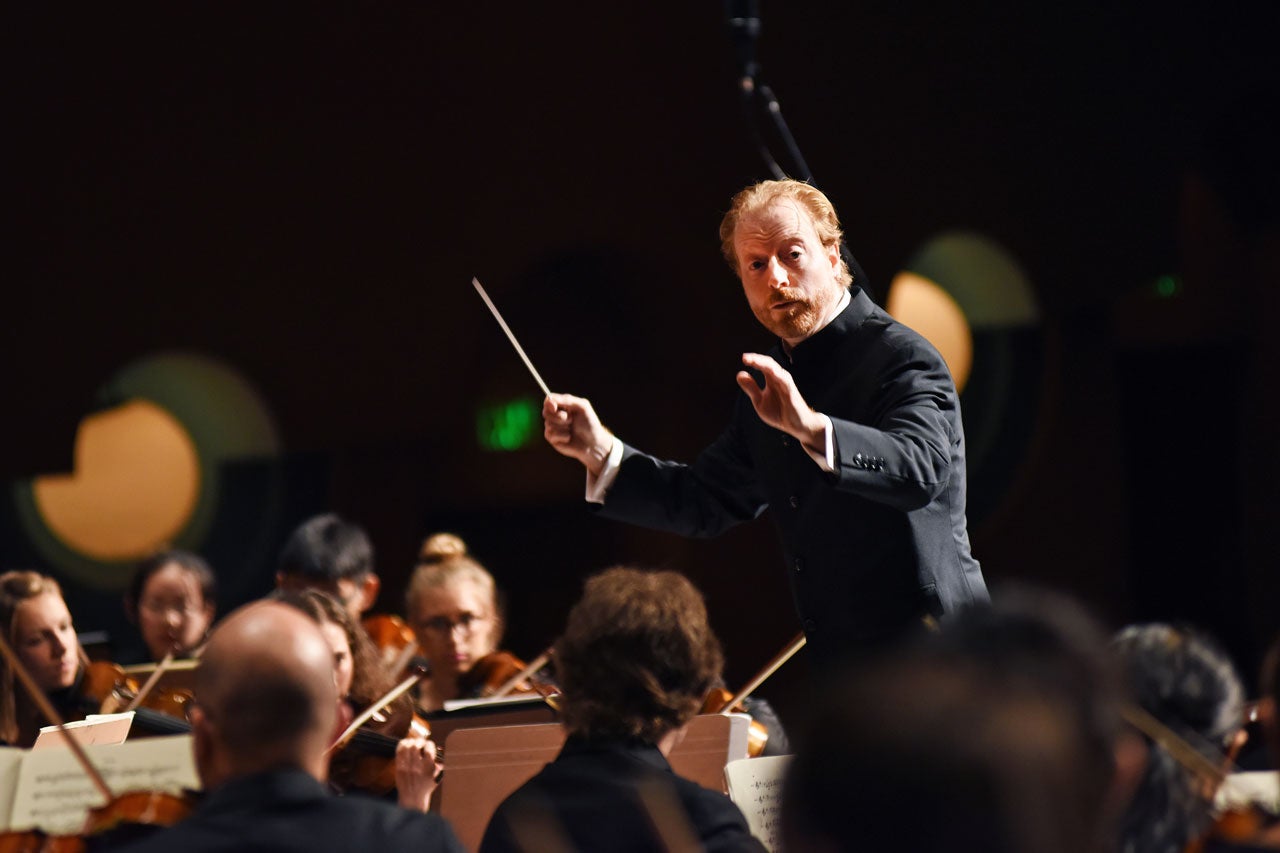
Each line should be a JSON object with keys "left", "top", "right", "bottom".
{"left": 554, "top": 567, "right": 723, "bottom": 743}
{"left": 274, "top": 588, "right": 400, "bottom": 713}
{"left": 1113, "top": 623, "right": 1245, "bottom": 853}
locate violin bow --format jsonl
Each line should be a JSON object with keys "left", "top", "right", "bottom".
{"left": 721, "top": 632, "right": 807, "bottom": 714}
{"left": 1120, "top": 703, "right": 1229, "bottom": 787}
{"left": 488, "top": 649, "right": 553, "bottom": 700}
{"left": 123, "top": 650, "right": 174, "bottom": 713}
{"left": 387, "top": 640, "right": 420, "bottom": 681}
{"left": 0, "top": 632, "right": 114, "bottom": 802}
{"left": 326, "top": 671, "right": 424, "bottom": 755}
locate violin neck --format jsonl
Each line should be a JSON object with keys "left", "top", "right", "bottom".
{"left": 346, "top": 726, "right": 400, "bottom": 758}
{"left": 131, "top": 708, "right": 192, "bottom": 737}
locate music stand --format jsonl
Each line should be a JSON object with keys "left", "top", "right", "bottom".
{"left": 440, "top": 713, "right": 748, "bottom": 851}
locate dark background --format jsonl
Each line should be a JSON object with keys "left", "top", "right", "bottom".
{"left": 4, "top": 3, "right": 1279, "bottom": 718}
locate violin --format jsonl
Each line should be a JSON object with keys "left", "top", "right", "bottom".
{"left": 456, "top": 650, "right": 556, "bottom": 700}
{"left": 328, "top": 664, "right": 439, "bottom": 799}
{"left": 0, "top": 634, "right": 198, "bottom": 852}
{"left": 702, "top": 632, "right": 809, "bottom": 759}
{"left": 329, "top": 703, "right": 433, "bottom": 797}
{"left": 0, "top": 787, "right": 199, "bottom": 853}
{"left": 699, "top": 687, "right": 769, "bottom": 758}
{"left": 361, "top": 613, "right": 421, "bottom": 678}
{"left": 76, "top": 661, "right": 193, "bottom": 737}
{"left": 1184, "top": 803, "right": 1279, "bottom": 853}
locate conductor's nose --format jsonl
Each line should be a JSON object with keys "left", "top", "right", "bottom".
{"left": 766, "top": 257, "right": 788, "bottom": 289}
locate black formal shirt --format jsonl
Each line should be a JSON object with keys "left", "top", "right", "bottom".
{"left": 480, "top": 735, "right": 766, "bottom": 853}
{"left": 100, "top": 767, "right": 463, "bottom": 853}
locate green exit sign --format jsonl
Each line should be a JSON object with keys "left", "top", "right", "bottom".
{"left": 477, "top": 398, "right": 541, "bottom": 451}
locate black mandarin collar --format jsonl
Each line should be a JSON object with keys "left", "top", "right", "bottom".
{"left": 776, "top": 286, "right": 874, "bottom": 371}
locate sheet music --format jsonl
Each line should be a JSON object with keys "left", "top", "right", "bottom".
{"left": 9, "top": 735, "right": 200, "bottom": 834}
{"left": 442, "top": 693, "right": 550, "bottom": 713}
{"left": 724, "top": 754, "right": 792, "bottom": 852}
{"left": 32, "top": 712, "right": 135, "bottom": 750}
{"left": 0, "top": 747, "right": 24, "bottom": 830}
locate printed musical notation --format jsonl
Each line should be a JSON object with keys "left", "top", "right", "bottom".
{"left": 5, "top": 735, "right": 200, "bottom": 834}
{"left": 725, "top": 754, "right": 792, "bottom": 852}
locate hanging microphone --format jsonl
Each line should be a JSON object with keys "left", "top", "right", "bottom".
{"left": 725, "top": 0, "right": 761, "bottom": 91}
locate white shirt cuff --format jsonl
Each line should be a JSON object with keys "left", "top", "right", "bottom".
{"left": 802, "top": 414, "right": 835, "bottom": 472}
{"left": 585, "top": 437, "right": 624, "bottom": 503}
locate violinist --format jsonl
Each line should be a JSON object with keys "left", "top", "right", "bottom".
{"left": 1112, "top": 624, "right": 1249, "bottom": 853}
{"left": 275, "top": 588, "right": 439, "bottom": 812}
{"left": 479, "top": 566, "right": 765, "bottom": 853}
{"left": 276, "top": 513, "right": 381, "bottom": 622}
{"left": 1, "top": 569, "right": 87, "bottom": 747}
{"left": 124, "top": 549, "right": 217, "bottom": 663}
{"left": 406, "top": 533, "right": 517, "bottom": 713}
{"left": 1199, "top": 632, "right": 1280, "bottom": 852}
{"left": 105, "top": 600, "right": 464, "bottom": 853}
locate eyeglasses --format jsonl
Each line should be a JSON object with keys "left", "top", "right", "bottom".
{"left": 418, "top": 612, "right": 487, "bottom": 636}
{"left": 140, "top": 600, "right": 205, "bottom": 618}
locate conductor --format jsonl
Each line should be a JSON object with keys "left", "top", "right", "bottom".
{"left": 543, "top": 179, "right": 989, "bottom": 664}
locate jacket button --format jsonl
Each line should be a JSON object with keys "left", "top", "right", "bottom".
{"left": 788, "top": 495, "right": 799, "bottom": 509}
{"left": 781, "top": 436, "right": 790, "bottom": 447}
{"left": 802, "top": 619, "right": 818, "bottom": 633}
{"left": 793, "top": 558, "right": 803, "bottom": 572}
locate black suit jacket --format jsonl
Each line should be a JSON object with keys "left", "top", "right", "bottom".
{"left": 101, "top": 768, "right": 463, "bottom": 853}
{"left": 479, "top": 736, "right": 766, "bottom": 853}
{"left": 598, "top": 288, "right": 989, "bottom": 663}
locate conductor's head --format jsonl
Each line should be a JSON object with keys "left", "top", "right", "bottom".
{"left": 190, "top": 601, "right": 342, "bottom": 789}
{"left": 554, "top": 567, "right": 722, "bottom": 749}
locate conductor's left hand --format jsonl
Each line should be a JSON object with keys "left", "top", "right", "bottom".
{"left": 736, "top": 353, "right": 826, "bottom": 454}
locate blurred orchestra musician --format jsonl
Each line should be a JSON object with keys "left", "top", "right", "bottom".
{"left": 405, "top": 533, "right": 531, "bottom": 714}
{"left": 276, "top": 514, "right": 381, "bottom": 623}
{"left": 106, "top": 600, "right": 464, "bottom": 853}
{"left": 275, "top": 588, "right": 439, "bottom": 813}
{"left": 124, "top": 549, "right": 217, "bottom": 663}
{"left": 782, "top": 587, "right": 1129, "bottom": 853}
{"left": 1, "top": 569, "right": 86, "bottom": 747}
{"left": 479, "top": 566, "right": 766, "bottom": 853}
{"left": 1201, "top": 632, "right": 1280, "bottom": 852}
{"left": 1112, "top": 623, "right": 1248, "bottom": 853}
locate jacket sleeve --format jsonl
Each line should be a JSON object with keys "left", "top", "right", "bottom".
{"left": 595, "top": 402, "right": 769, "bottom": 539}
{"left": 825, "top": 341, "right": 958, "bottom": 512}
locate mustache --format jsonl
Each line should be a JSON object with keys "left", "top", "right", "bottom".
{"left": 770, "top": 291, "right": 807, "bottom": 306}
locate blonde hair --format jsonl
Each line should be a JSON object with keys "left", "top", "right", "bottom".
{"left": 405, "top": 533, "right": 503, "bottom": 644}
{"left": 0, "top": 571, "right": 80, "bottom": 744}
{"left": 719, "top": 179, "right": 853, "bottom": 287}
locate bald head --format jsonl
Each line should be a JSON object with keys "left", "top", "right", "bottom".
{"left": 194, "top": 601, "right": 339, "bottom": 782}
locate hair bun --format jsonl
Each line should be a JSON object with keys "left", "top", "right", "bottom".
{"left": 419, "top": 532, "right": 468, "bottom": 564}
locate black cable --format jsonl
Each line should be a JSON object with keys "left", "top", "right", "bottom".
{"left": 724, "top": 3, "right": 874, "bottom": 300}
